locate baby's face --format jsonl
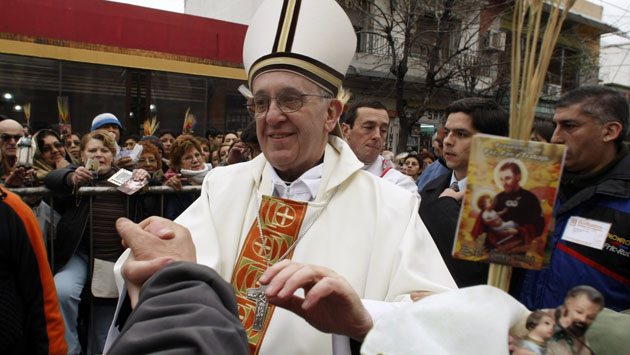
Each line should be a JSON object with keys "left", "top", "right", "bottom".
{"left": 533, "top": 315, "right": 555, "bottom": 340}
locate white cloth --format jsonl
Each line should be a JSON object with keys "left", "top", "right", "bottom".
{"left": 106, "top": 136, "right": 455, "bottom": 355}
{"left": 363, "top": 155, "right": 420, "bottom": 199}
{"left": 361, "top": 285, "right": 531, "bottom": 355}
{"left": 180, "top": 164, "right": 211, "bottom": 184}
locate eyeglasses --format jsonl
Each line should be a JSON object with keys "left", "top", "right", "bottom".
{"left": 0, "top": 134, "right": 23, "bottom": 142}
{"left": 66, "top": 139, "right": 80, "bottom": 147}
{"left": 41, "top": 142, "right": 64, "bottom": 153}
{"left": 246, "top": 91, "right": 332, "bottom": 119}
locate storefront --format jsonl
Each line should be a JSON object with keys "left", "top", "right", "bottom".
{"left": 0, "top": 0, "right": 249, "bottom": 136}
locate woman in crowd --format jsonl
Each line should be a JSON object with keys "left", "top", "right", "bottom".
{"left": 63, "top": 131, "right": 82, "bottom": 164}
{"left": 419, "top": 151, "right": 435, "bottom": 170}
{"left": 223, "top": 130, "right": 238, "bottom": 146}
{"left": 136, "top": 141, "right": 165, "bottom": 184}
{"left": 136, "top": 141, "right": 161, "bottom": 175}
{"left": 210, "top": 146, "right": 220, "bottom": 168}
{"left": 32, "top": 129, "right": 72, "bottom": 182}
{"left": 163, "top": 135, "right": 209, "bottom": 219}
{"left": 157, "top": 129, "right": 176, "bottom": 166}
{"left": 403, "top": 154, "right": 423, "bottom": 183}
{"left": 196, "top": 136, "right": 214, "bottom": 169}
{"left": 45, "top": 130, "right": 150, "bottom": 354}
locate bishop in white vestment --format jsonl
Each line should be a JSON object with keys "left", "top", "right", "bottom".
{"left": 106, "top": 0, "right": 456, "bottom": 354}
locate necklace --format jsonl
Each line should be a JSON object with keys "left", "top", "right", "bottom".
{"left": 246, "top": 188, "right": 337, "bottom": 331}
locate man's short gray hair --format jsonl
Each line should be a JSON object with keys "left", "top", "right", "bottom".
{"left": 556, "top": 85, "right": 629, "bottom": 144}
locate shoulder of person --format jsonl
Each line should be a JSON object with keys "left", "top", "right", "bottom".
{"left": 421, "top": 171, "right": 451, "bottom": 194}
{"left": 350, "top": 169, "right": 418, "bottom": 208}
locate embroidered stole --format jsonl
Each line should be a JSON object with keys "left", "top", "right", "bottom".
{"left": 231, "top": 195, "right": 308, "bottom": 354}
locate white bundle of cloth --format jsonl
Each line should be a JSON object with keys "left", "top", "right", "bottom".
{"left": 361, "top": 285, "right": 530, "bottom": 355}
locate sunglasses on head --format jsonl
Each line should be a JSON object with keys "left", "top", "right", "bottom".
{"left": 0, "top": 134, "right": 23, "bottom": 142}
{"left": 42, "top": 142, "right": 64, "bottom": 153}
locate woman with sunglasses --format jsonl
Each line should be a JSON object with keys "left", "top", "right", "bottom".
{"left": 62, "top": 131, "right": 82, "bottom": 164}
{"left": 32, "top": 129, "right": 72, "bottom": 183}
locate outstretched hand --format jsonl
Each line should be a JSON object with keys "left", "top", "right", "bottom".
{"left": 116, "top": 216, "right": 196, "bottom": 307}
{"left": 259, "top": 260, "right": 373, "bottom": 341}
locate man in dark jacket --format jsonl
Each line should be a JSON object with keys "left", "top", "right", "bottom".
{"left": 514, "top": 85, "right": 630, "bottom": 312}
{"left": 419, "top": 97, "right": 509, "bottom": 287}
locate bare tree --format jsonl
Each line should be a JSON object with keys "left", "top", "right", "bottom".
{"left": 341, "top": 0, "right": 512, "bottom": 152}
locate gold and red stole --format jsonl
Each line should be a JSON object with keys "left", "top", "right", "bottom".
{"left": 230, "top": 195, "right": 308, "bottom": 354}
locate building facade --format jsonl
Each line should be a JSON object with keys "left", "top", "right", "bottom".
{"left": 0, "top": 0, "right": 249, "bottom": 136}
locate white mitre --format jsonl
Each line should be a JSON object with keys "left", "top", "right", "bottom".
{"left": 243, "top": 0, "right": 356, "bottom": 97}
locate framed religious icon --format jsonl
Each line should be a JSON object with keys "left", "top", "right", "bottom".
{"left": 452, "top": 134, "right": 566, "bottom": 270}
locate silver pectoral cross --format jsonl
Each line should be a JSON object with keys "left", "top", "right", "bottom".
{"left": 246, "top": 285, "right": 269, "bottom": 331}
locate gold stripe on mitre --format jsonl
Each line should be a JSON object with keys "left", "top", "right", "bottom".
{"left": 275, "top": 0, "right": 298, "bottom": 52}
{"left": 248, "top": 56, "right": 343, "bottom": 95}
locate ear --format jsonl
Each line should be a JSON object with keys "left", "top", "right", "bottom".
{"left": 324, "top": 99, "right": 343, "bottom": 133}
{"left": 602, "top": 121, "right": 623, "bottom": 143}
{"left": 341, "top": 122, "right": 350, "bottom": 139}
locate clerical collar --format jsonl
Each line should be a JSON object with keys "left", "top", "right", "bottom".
{"left": 270, "top": 163, "right": 323, "bottom": 202}
{"left": 362, "top": 155, "right": 385, "bottom": 176}
{"left": 450, "top": 172, "right": 468, "bottom": 192}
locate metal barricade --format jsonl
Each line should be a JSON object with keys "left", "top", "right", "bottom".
{"left": 7, "top": 185, "right": 202, "bottom": 271}
{"left": 8, "top": 184, "right": 202, "bottom": 354}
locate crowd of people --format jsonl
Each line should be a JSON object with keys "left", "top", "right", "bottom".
{"left": 0, "top": 112, "right": 262, "bottom": 354}
{"left": 2, "top": 0, "right": 629, "bottom": 354}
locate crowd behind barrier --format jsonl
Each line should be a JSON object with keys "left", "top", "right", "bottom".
{"left": 5, "top": 185, "right": 202, "bottom": 269}
{"left": 4, "top": 83, "right": 629, "bottom": 355}
{"left": 0, "top": 114, "right": 263, "bottom": 354}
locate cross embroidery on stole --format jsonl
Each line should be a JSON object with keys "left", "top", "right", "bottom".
{"left": 231, "top": 195, "right": 308, "bottom": 354}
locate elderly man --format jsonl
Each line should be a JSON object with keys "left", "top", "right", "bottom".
{"left": 105, "top": 0, "right": 455, "bottom": 354}
{"left": 419, "top": 97, "right": 509, "bottom": 287}
{"left": 515, "top": 85, "right": 630, "bottom": 312}
{"left": 0, "top": 118, "right": 33, "bottom": 187}
{"left": 341, "top": 100, "right": 418, "bottom": 197}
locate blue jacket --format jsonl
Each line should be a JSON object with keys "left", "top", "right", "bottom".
{"left": 517, "top": 152, "right": 630, "bottom": 311}
{"left": 416, "top": 159, "right": 450, "bottom": 193}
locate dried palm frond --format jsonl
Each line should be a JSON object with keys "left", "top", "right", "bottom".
{"left": 489, "top": 0, "right": 576, "bottom": 292}
{"left": 23, "top": 103, "right": 31, "bottom": 126}
{"left": 182, "top": 107, "right": 197, "bottom": 135}
{"left": 337, "top": 87, "right": 352, "bottom": 107}
{"left": 144, "top": 115, "right": 160, "bottom": 137}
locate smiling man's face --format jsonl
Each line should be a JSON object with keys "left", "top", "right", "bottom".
{"left": 253, "top": 71, "right": 340, "bottom": 181}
